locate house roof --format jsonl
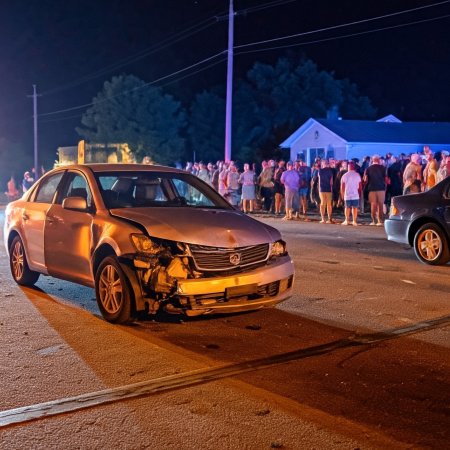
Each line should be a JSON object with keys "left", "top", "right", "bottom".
{"left": 281, "top": 118, "right": 450, "bottom": 147}
{"left": 316, "top": 119, "right": 450, "bottom": 144}
{"left": 376, "top": 114, "right": 402, "bottom": 123}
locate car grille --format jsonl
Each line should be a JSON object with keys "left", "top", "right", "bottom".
{"left": 188, "top": 243, "right": 270, "bottom": 271}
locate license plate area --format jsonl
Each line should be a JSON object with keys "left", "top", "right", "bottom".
{"left": 225, "top": 284, "right": 258, "bottom": 299}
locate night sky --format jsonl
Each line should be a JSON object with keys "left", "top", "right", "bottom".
{"left": 1, "top": 0, "right": 450, "bottom": 169}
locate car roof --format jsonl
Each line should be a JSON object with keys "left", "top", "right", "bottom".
{"left": 55, "top": 163, "right": 186, "bottom": 174}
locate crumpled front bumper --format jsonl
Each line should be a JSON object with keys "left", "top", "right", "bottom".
{"left": 175, "top": 255, "right": 295, "bottom": 315}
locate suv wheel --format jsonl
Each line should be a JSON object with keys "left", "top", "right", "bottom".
{"left": 413, "top": 223, "right": 450, "bottom": 265}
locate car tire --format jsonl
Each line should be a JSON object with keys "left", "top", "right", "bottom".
{"left": 9, "top": 236, "right": 40, "bottom": 286}
{"left": 413, "top": 223, "right": 450, "bottom": 265}
{"left": 95, "top": 256, "right": 133, "bottom": 323}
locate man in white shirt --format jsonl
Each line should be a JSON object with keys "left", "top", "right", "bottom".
{"left": 340, "top": 161, "right": 362, "bottom": 226}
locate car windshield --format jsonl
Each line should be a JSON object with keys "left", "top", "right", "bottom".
{"left": 95, "top": 171, "right": 232, "bottom": 210}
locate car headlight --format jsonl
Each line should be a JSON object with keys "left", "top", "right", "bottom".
{"left": 131, "top": 234, "right": 158, "bottom": 253}
{"left": 271, "top": 240, "right": 287, "bottom": 257}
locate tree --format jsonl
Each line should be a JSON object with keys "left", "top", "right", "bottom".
{"left": 186, "top": 56, "right": 376, "bottom": 163}
{"left": 240, "top": 56, "right": 376, "bottom": 143}
{"left": 77, "top": 75, "right": 186, "bottom": 165}
{"left": 338, "top": 78, "right": 375, "bottom": 119}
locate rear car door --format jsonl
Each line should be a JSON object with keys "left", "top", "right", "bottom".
{"left": 21, "top": 171, "right": 65, "bottom": 272}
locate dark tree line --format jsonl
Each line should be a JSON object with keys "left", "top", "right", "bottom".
{"left": 77, "top": 56, "right": 376, "bottom": 164}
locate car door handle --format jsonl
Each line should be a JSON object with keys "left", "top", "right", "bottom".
{"left": 22, "top": 213, "right": 29, "bottom": 221}
{"left": 47, "top": 216, "right": 56, "bottom": 224}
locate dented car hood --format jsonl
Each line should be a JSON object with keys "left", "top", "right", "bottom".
{"left": 110, "top": 207, "right": 280, "bottom": 247}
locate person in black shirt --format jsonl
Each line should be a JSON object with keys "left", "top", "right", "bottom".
{"left": 273, "top": 161, "right": 286, "bottom": 215}
{"left": 363, "top": 155, "right": 387, "bottom": 226}
{"left": 386, "top": 156, "right": 403, "bottom": 207}
{"left": 318, "top": 159, "right": 334, "bottom": 223}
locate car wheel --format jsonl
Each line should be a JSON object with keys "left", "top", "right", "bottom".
{"left": 413, "top": 223, "right": 450, "bottom": 265}
{"left": 95, "top": 256, "right": 133, "bottom": 323}
{"left": 9, "top": 236, "right": 40, "bottom": 286}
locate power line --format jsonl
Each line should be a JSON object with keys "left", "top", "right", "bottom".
{"left": 39, "top": 56, "right": 230, "bottom": 124}
{"left": 39, "top": 50, "right": 227, "bottom": 117}
{"left": 37, "top": 0, "right": 301, "bottom": 115}
{"left": 40, "top": 7, "right": 227, "bottom": 97}
{"left": 157, "top": 57, "right": 228, "bottom": 90}
{"left": 39, "top": 113, "right": 84, "bottom": 124}
{"left": 215, "top": 0, "right": 299, "bottom": 19}
{"left": 41, "top": 23, "right": 216, "bottom": 97}
{"left": 142, "top": 50, "right": 226, "bottom": 87}
{"left": 235, "top": 12, "right": 450, "bottom": 56}
{"left": 40, "top": 1, "right": 299, "bottom": 98}
{"left": 239, "top": 0, "right": 299, "bottom": 15}
{"left": 36, "top": 1, "right": 450, "bottom": 120}
{"left": 234, "top": 0, "right": 450, "bottom": 50}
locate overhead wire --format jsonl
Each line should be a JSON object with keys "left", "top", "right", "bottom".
{"left": 157, "top": 56, "right": 228, "bottom": 90}
{"left": 41, "top": 23, "right": 217, "bottom": 97}
{"left": 39, "top": 0, "right": 301, "bottom": 98}
{"left": 238, "top": 0, "right": 299, "bottom": 15}
{"left": 37, "top": 0, "right": 450, "bottom": 122}
{"left": 38, "top": 50, "right": 227, "bottom": 117}
{"left": 40, "top": 6, "right": 227, "bottom": 96}
{"left": 1, "top": 6, "right": 227, "bottom": 121}
{"left": 234, "top": 12, "right": 450, "bottom": 56}
{"left": 40, "top": 56, "right": 230, "bottom": 124}
{"left": 39, "top": 113, "right": 85, "bottom": 124}
{"left": 234, "top": 0, "right": 450, "bottom": 49}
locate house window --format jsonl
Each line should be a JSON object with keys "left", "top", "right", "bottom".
{"left": 309, "top": 148, "right": 325, "bottom": 162}
{"left": 296, "top": 150, "right": 307, "bottom": 162}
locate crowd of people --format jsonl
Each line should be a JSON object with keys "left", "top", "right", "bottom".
{"left": 184, "top": 146, "right": 450, "bottom": 226}
{"left": 4, "top": 167, "right": 44, "bottom": 201}
{"left": 5, "top": 149, "right": 449, "bottom": 222}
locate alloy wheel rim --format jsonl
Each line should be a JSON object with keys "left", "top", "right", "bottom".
{"left": 99, "top": 264, "right": 123, "bottom": 314}
{"left": 12, "top": 241, "right": 24, "bottom": 280}
{"left": 418, "top": 229, "right": 441, "bottom": 261}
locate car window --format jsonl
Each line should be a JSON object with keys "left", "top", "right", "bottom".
{"left": 59, "top": 172, "right": 93, "bottom": 208}
{"left": 34, "top": 172, "right": 64, "bottom": 204}
{"left": 172, "top": 178, "right": 215, "bottom": 207}
{"left": 96, "top": 172, "right": 231, "bottom": 209}
{"left": 97, "top": 176, "right": 117, "bottom": 190}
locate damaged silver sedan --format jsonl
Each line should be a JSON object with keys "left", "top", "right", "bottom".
{"left": 4, "top": 164, "right": 294, "bottom": 323}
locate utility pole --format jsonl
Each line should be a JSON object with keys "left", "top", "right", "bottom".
{"left": 224, "top": 0, "right": 234, "bottom": 162}
{"left": 27, "top": 85, "right": 40, "bottom": 178}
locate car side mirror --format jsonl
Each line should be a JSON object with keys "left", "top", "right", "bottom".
{"left": 62, "top": 196, "right": 88, "bottom": 211}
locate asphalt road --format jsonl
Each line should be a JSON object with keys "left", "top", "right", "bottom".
{"left": 0, "top": 210, "right": 449, "bottom": 449}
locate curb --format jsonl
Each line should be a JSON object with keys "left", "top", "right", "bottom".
{"left": 248, "top": 210, "right": 378, "bottom": 226}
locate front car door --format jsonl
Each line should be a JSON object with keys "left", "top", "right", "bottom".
{"left": 44, "top": 170, "right": 95, "bottom": 286}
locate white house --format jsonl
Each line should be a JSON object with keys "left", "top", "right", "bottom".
{"left": 280, "top": 117, "right": 450, "bottom": 165}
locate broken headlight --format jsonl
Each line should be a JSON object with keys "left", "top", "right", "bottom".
{"left": 131, "top": 233, "right": 160, "bottom": 254}
{"left": 270, "top": 239, "right": 287, "bottom": 257}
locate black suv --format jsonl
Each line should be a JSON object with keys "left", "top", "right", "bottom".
{"left": 384, "top": 177, "right": 450, "bottom": 265}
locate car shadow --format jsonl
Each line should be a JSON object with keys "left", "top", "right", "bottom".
{"left": 18, "top": 283, "right": 450, "bottom": 449}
